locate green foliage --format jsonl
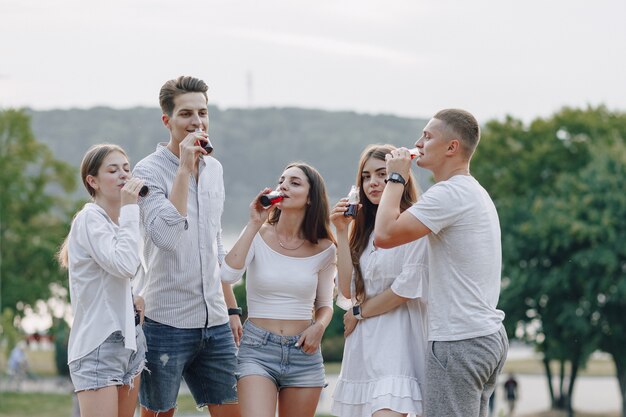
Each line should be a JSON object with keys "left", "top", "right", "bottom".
{"left": 52, "top": 318, "right": 70, "bottom": 376}
{"left": 0, "top": 109, "right": 77, "bottom": 317}
{"left": 473, "top": 105, "right": 626, "bottom": 410}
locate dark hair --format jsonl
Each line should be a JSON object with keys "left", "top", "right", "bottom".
{"left": 80, "top": 144, "right": 128, "bottom": 198}
{"left": 350, "top": 144, "right": 418, "bottom": 303}
{"left": 268, "top": 162, "right": 335, "bottom": 245}
{"left": 434, "top": 108, "right": 480, "bottom": 159}
{"left": 58, "top": 143, "right": 129, "bottom": 269}
{"left": 159, "top": 75, "right": 208, "bottom": 116}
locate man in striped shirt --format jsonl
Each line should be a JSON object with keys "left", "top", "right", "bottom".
{"left": 134, "top": 76, "right": 241, "bottom": 417}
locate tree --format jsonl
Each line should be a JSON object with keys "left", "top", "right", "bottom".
{"left": 473, "top": 106, "right": 626, "bottom": 416}
{"left": 0, "top": 109, "right": 76, "bottom": 320}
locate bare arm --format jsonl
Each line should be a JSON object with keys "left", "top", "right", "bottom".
{"left": 360, "top": 288, "right": 410, "bottom": 318}
{"left": 222, "top": 282, "right": 243, "bottom": 346}
{"left": 374, "top": 150, "right": 431, "bottom": 248}
{"left": 330, "top": 198, "right": 354, "bottom": 299}
{"left": 223, "top": 188, "right": 272, "bottom": 270}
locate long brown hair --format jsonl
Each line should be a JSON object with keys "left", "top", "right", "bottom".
{"left": 268, "top": 162, "right": 336, "bottom": 245}
{"left": 57, "top": 144, "right": 129, "bottom": 269}
{"left": 350, "top": 144, "right": 418, "bottom": 303}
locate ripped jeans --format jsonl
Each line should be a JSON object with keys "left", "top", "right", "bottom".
{"left": 69, "top": 326, "right": 147, "bottom": 392}
{"left": 139, "top": 317, "right": 238, "bottom": 413}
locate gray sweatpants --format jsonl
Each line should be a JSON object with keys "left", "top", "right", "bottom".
{"left": 424, "top": 326, "right": 508, "bottom": 417}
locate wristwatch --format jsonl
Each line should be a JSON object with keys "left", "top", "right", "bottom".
{"left": 228, "top": 307, "right": 243, "bottom": 317}
{"left": 385, "top": 172, "right": 406, "bottom": 185}
{"left": 352, "top": 304, "right": 364, "bottom": 320}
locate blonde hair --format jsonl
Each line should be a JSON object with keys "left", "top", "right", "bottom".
{"left": 57, "top": 144, "right": 129, "bottom": 268}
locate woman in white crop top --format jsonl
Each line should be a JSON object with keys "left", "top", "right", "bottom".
{"left": 330, "top": 144, "right": 429, "bottom": 417}
{"left": 58, "top": 144, "right": 147, "bottom": 417}
{"left": 221, "top": 162, "right": 337, "bottom": 417}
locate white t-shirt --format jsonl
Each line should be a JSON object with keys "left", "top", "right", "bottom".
{"left": 407, "top": 175, "right": 505, "bottom": 341}
{"left": 67, "top": 203, "right": 141, "bottom": 362}
{"left": 220, "top": 233, "right": 337, "bottom": 320}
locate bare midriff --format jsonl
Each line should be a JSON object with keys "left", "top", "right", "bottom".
{"left": 249, "top": 318, "right": 313, "bottom": 336}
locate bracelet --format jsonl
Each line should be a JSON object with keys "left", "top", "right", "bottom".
{"left": 228, "top": 307, "right": 243, "bottom": 317}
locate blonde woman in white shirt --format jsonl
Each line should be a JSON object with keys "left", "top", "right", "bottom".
{"left": 221, "top": 162, "right": 337, "bottom": 417}
{"left": 58, "top": 144, "right": 147, "bottom": 417}
{"left": 330, "top": 144, "right": 429, "bottom": 417}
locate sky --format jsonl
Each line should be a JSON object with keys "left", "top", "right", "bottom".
{"left": 1, "top": 0, "right": 625, "bottom": 124}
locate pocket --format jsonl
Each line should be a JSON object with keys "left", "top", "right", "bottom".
{"left": 299, "top": 345, "right": 321, "bottom": 357}
{"left": 240, "top": 331, "right": 264, "bottom": 348}
{"left": 104, "top": 331, "right": 124, "bottom": 344}
{"left": 430, "top": 341, "right": 449, "bottom": 370}
{"left": 69, "top": 359, "right": 82, "bottom": 372}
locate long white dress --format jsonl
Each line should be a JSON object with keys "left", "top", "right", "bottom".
{"left": 331, "top": 234, "right": 429, "bottom": 417}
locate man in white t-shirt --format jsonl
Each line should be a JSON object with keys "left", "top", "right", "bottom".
{"left": 374, "top": 109, "right": 508, "bottom": 417}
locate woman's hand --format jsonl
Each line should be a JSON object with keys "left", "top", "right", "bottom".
{"left": 343, "top": 309, "right": 358, "bottom": 337}
{"left": 229, "top": 315, "right": 243, "bottom": 347}
{"left": 249, "top": 187, "right": 273, "bottom": 226}
{"left": 330, "top": 198, "right": 356, "bottom": 232}
{"left": 133, "top": 295, "right": 145, "bottom": 325}
{"left": 121, "top": 177, "right": 145, "bottom": 206}
{"left": 295, "top": 322, "right": 325, "bottom": 354}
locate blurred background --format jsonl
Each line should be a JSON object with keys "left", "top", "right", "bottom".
{"left": 1, "top": 1, "right": 626, "bottom": 416}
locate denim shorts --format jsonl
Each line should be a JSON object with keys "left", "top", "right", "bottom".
{"left": 69, "top": 326, "right": 147, "bottom": 392}
{"left": 139, "top": 317, "right": 238, "bottom": 412}
{"left": 236, "top": 320, "right": 326, "bottom": 389}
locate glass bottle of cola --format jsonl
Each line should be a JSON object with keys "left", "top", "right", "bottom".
{"left": 344, "top": 185, "right": 359, "bottom": 218}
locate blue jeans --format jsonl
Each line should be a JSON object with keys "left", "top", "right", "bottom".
{"left": 69, "top": 326, "right": 146, "bottom": 392}
{"left": 236, "top": 320, "right": 326, "bottom": 389}
{"left": 139, "top": 317, "right": 238, "bottom": 412}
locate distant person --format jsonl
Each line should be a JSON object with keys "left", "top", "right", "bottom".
{"left": 133, "top": 75, "right": 241, "bottom": 417}
{"left": 7, "top": 341, "right": 30, "bottom": 390}
{"left": 374, "top": 109, "right": 509, "bottom": 417}
{"left": 220, "top": 162, "right": 337, "bottom": 417}
{"left": 58, "top": 144, "right": 147, "bottom": 417}
{"left": 504, "top": 374, "right": 518, "bottom": 415}
{"left": 330, "top": 144, "right": 429, "bottom": 417}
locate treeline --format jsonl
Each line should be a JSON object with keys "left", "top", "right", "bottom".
{"left": 28, "top": 106, "right": 430, "bottom": 234}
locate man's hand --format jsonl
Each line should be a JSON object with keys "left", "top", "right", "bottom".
{"left": 384, "top": 147, "right": 412, "bottom": 181}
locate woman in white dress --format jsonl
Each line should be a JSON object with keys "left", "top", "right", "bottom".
{"left": 330, "top": 144, "right": 429, "bottom": 417}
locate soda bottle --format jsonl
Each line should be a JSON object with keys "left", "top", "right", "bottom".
{"left": 344, "top": 185, "right": 359, "bottom": 218}
{"left": 196, "top": 127, "right": 213, "bottom": 154}
{"left": 259, "top": 191, "right": 284, "bottom": 208}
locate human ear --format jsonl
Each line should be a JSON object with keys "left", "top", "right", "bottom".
{"left": 86, "top": 175, "right": 98, "bottom": 191}
{"left": 162, "top": 114, "right": 171, "bottom": 128}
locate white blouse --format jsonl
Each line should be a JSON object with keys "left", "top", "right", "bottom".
{"left": 221, "top": 233, "right": 337, "bottom": 320}
{"left": 67, "top": 203, "right": 141, "bottom": 363}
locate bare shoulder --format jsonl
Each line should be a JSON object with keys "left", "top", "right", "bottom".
{"left": 314, "top": 238, "right": 336, "bottom": 254}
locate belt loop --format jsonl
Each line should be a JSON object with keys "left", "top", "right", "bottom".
{"left": 263, "top": 330, "right": 270, "bottom": 345}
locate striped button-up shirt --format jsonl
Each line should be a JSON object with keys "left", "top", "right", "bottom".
{"left": 133, "top": 144, "right": 228, "bottom": 329}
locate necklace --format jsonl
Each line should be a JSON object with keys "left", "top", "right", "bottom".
{"left": 275, "top": 224, "right": 306, "bottom": 250}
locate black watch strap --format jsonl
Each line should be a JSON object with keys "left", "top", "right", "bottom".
{"left": 385, "top": 172, "right": 406, "bottom": 185}
{"left": 228, "top": 307, "right": 243, "bottom": 317}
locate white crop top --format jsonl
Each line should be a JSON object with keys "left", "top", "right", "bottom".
{"left": 221, "top": 233, "right": 337, "bottom": 320}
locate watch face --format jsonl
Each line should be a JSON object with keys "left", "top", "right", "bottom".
{"left": 386, "top": 173, "right": 405, "bottom": 184}
{"left": 352, "top": 305, "right": 360, "bottom": 316}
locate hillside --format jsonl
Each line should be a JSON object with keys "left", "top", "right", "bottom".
{"left": 28, "top": 106, "right": 430, "bottom": 234}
